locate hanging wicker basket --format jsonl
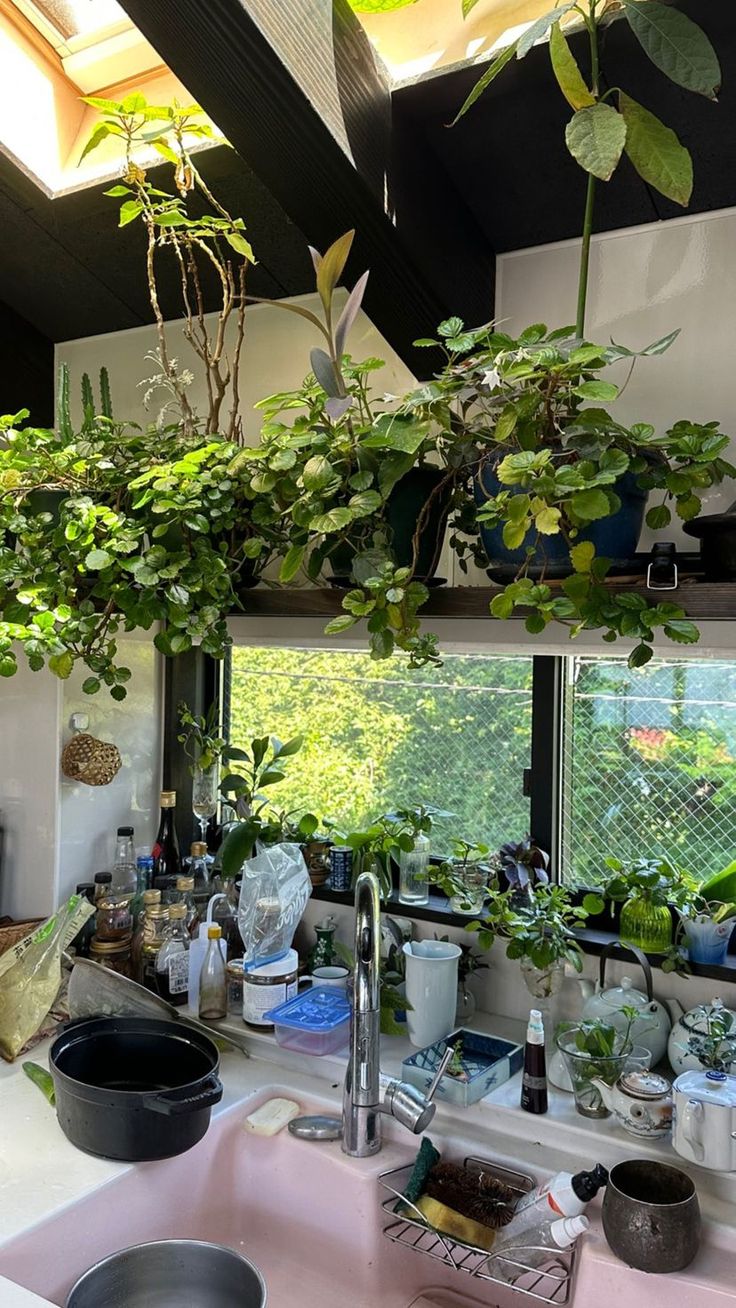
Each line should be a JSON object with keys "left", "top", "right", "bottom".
{"left": 61, "top": 733, "right": 122, "bottom": 787}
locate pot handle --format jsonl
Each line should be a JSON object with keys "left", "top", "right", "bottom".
{"left": 599, "top": 940, "right": 654, "bottom": 1000}
{"left": 144, "top": 1072, "right": 223, "bottom": 1117}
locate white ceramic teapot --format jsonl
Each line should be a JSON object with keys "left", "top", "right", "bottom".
{"left": 667, "top": 996, "right": 736, "bottom": 1076}
{"left": 673, "top": 1070, "right": 736, "bottom": 1171}
{"left": 580, "top": 942, "right": 672, "bottom": 1066}
{"left": 590, "top": 1069, "right": 673, "bottom": 1139}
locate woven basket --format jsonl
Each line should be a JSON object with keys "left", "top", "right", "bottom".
{"left": 0, "top": 918, "right": 44, "bottom": 958}
{"left": 61, "top": 732, "right": 122, "bottom": 786}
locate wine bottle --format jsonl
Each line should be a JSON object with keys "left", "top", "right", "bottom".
{"left": 152, "top": 790, "right": 181, "bottom": 891}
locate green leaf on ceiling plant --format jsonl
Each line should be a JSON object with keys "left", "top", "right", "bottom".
{"left": 348, "top": 0, "right": 419, "bottom": 11}
{"left": 549, "top": 21, "right": 595, "bottom": 111}
{"left": 361, "top": 413, "right": 430, "bottom": 453}
{"left": 619, "top": 93, "right": 693, "bottom": 207}
{"left": 516, "top": 3, "right": 575, "bottom": 61}
{"left": 310, "top": 348, "right": 341, "bottom": 398}
{"left": 565, "top": 103, "right": 627, "bottom": 181}
{"left": 462, "top": 0, "right": 482, "bottom": 16}
{"left": 620, "top": 0, "right": 721, "bottom": 100}
{"left": 451, "top": 39, "right": 519, "bottom": 125}
{"left": 314, "top": 230, "right": 355, "bottom": 321}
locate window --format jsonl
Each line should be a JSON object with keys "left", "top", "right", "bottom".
{"left": 228, "top": 646, "right": 533, "bottom": 852}
{"left": 561, "top": 657, "right": 736, "bottom": 888}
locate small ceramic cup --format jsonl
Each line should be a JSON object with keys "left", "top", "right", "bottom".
{"left": 303, "top": 965, "right": 350, "bottom": 991}
{"left": 402, "top": 940, "right": 461, "bottom": 1048}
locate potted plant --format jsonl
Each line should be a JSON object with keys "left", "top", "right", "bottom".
{"left": 436, "top": 839, "right": 494, "bottom": 915}
{"left": 556, "top": 1007, "right": 648, "bottom": 1118}
{"left": 498, "top": 836, "right": 550, "bottom": 907}
{"left": 217, "top": 732, "right": 314, "bottom": 875}
{"left": 594, "top": 855, "right": 695, "bottom": 954}
{"left": 469, "top": 883, "right": 594, "bottom": 999}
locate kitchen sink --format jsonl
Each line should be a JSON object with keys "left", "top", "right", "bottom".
{"left": 1, "top": 1084, "right": 734, "bottom": 1308}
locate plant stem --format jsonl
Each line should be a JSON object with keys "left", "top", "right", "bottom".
{"left": 576, "top": 9, "right": 601, "bottom": 337}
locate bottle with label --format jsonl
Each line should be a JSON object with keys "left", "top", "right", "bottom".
{"left": 188, "top": 841, "right": 211, "bottom": 907}
{"left": 132, "top": 888, "right": 162, "bottom": 983}
{"left": 139, "top": 899, "right": 169, "bottom": 990}
{"left": 199, "top": 924, "right": 227, "bottom": 1020}
{"left": 520, "top": 1008, "right": 548, "bottom": 1115}
{"left": 155, "top": 903, "right": 191, "bottom": 1006}
{"left": 111, "top": 826, "right": 137, "bottom": 896}
{"left": 492, "top": 1215, "right": 589, "bottom": 1285}
{"left": 508, "top": 1166, "right": 608, "bottom": 1240}
{"left": 175, "top": 875, "right": 199, "bottom": 936}
{"left": 152, "top": 791, "right": 181, "bottom": 891}
{"left": 93, "top": 871, "right": 113, "bottom": 904}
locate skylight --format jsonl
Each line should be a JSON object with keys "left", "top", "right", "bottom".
{"left": 13, "top": 0, "right": 129, "bottom": 51}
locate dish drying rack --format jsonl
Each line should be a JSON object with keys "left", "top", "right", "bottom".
{"left": 379, "top": 1155, "right": 577, "bottom": 1305}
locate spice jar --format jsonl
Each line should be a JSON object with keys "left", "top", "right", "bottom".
{"left": 89, "top": 933, "right": 133, "bottom": 977}
{"left": 96, "top": 896, "right": 133, "bottom": 942}
{"left": 140, "top": 903, "right": 169, "bottom": 991}
{"left": 226, "top": 959, "right": 244, "bottom": 1015}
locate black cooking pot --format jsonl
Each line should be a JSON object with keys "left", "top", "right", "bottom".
{"left": 49, "top": 1016, "right": 223, "bottom": 1162}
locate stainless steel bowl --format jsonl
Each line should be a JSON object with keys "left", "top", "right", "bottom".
{"left": 65, "top": 1239, "right": 267, "bottom": 1307}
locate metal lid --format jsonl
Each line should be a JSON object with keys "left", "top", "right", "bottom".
{"left": 142, "top": 889, "right": 162, "bottom": 904}
{"left": 169, "top": 903, "right": 187, "bottom": 919}
{"left": 90, "top": 934, "right": 132, "bottom": 954}
{"left": 620, "top": 1070, "right": 672, "bottom": 1099}
{"left": 160, "top": 790, "right": 176, "bottom": 806}
{"left": 190, "top": 842, "right": 207, "bottom": 856}
{"left": 176, "top": 876, "right": 195, "bottom": 890}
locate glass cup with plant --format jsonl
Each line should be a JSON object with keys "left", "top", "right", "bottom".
{"left": 557, "top": 1007, "right": 652, "bottom": 1119}
{"left": 435, "top": 839, "right": 494, "bottom": 915}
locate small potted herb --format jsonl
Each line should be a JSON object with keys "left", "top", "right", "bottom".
{"left": 498, "top": 836, "right": 550, "bottom": 907}
{"left": 435, "top": 840, "right": 494, "bottom": 915}
{"left": 597, "top": 856, "right": 695, "bottom": 954}
{"left": 557, "top": 1006, "right": 649, "bottom": 1119}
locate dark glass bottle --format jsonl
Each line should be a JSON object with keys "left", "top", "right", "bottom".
{"left": 152, "top": 790, "right": 181, "bottom": 891}
{"left": 521, "top": 1008, "right": 548, "bottom": 1114}
{"left": 71, "top": 883, "right": 96, "bottom": 957}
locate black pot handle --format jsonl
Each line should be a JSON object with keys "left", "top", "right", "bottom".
{"left": 144, "top": 1072, "right": 223, "bottom": 1117}
{"left": 599, "top": 940, "right": 654, "bottom": 1001}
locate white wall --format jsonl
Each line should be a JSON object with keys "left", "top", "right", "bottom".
{"left": 496, "top": 206, "right": 736, "bottom": 551}
{"left": 0, "top": 664, "right": 60, "bottom": 921}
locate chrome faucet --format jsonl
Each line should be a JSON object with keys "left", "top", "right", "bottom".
{"left": 341, "top": 870, "right": 452, "bottom": 1157}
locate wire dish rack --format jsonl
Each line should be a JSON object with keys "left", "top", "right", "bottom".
{"left": 379, "top": 1155, "right": 577, "bottom": 1305}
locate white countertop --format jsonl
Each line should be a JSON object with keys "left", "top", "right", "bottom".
{"left": 2, "top": 1007, "right": 735, "bottom": 1304}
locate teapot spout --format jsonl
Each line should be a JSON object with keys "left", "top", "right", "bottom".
{"left": 590, "top": 1077, "right": 616, "bottom": 1112}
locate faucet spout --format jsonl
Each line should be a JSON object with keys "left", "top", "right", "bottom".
{"left": 341, "top": 870, "right": 453, "bottom": 1158}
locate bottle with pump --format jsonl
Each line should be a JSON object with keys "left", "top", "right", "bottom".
{"left": 199, "top": 924, "right": 227, "bottom": 1020}
{"left": 507, "top": 1165, "right": 608, "bottom": 1239}
{"left": 152, "top": 791, "right": 181, "bottom": 891}
{"left": 520, "top": 1008, "right": 548, "bottom": 1114}
{"left": 492, "top": 1215, "right": 590, "bottom": 1285}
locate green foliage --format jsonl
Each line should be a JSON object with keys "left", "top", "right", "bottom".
{"left": 687, "top": 1003, "right": 736, "bottom": 1073}
{"left": 334, "top": 564, "right": 440, "bottom": 668}
{"left": 496, "top": 883, "right": 591, "bottom": 972}
{"left": 598, "top": 854, "right": 696, "bottom": 911}
{"left": 218, "top": 732, "right": 306, "bottom": 875}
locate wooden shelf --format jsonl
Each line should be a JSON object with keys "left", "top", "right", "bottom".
{"left": 231, "top": 581, "right": 736, "bottom": 621}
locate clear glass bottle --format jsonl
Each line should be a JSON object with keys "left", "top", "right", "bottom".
{"left": 398, "top": 832, "right": 431, "bottom": 906}
{"left": 175, "top": 875, "right": 199, "bottom": 936}
{"left": 188, "top": 841, "right": 211, "bottom": 907}
{"left": 112, "top": 826, "right": 137, "bottom": 896}
{"left": 93, "top": 871, "right": 113, "bottom": 904}
{"left": 131, "top": 888, "right": 162, "bottom": 985}
{"left": 199, "top": 924, "right": 227, "bottom": 1020}
{"left": 210, "top": 874, "right": 243, "bottom": 960}
{"left": 155, "top": 902, "right": 191, "bottom": 1007}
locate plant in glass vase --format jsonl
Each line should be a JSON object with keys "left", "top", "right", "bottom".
{"left": 435, "top": 839, "right": 494, "bottom": 916}
{"left": 595, "top": 855, "right": 696, "bottom": 954}
{"left": 557, "top": 1005, "right": 648, "bottom": 1117}
{"left": 485, "top": 883, "right": 596, "bottom": 1000}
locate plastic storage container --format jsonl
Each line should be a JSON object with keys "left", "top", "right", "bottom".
{"left": 264, "top": 987, "right": 351, "bottom": 1056}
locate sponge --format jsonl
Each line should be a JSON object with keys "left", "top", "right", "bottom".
{"left": 403, "top": 1136, "right": 441, "bottom": 1204}
{"left": 415, "top": 1195, "right": 497, "bottom": 1252}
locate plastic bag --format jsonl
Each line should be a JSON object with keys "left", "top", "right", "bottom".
{"left": 0, "top": 894, "right": 94, "bottom": 1061}
{"left": 237, "top": 842, "right": 311, "bottom": 970}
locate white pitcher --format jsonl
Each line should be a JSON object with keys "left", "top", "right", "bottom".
{"left": 673, "top": 1070, "right": 736, "bottom": 1171}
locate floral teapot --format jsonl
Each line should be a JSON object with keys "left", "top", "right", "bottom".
{"left": 580, "top": 942, "right": 672, "bottom": 1066}
{"left": 667, "top": 997, "right": 736, "bottom": 1076}
{"left": 590, "top": 1070, "right": 673, "bottom": 1138}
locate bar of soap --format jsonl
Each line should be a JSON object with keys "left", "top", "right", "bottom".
{"left": 244, "top": 1097, "right": 301, "bottom": 1136}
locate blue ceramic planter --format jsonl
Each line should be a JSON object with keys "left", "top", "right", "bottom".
{"left": 475, "top": 464, "right": 648, "bottom": 581}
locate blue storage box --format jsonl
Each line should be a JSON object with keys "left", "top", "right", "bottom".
{"left": 402, "top": 1028, "right": 524, "bottom": 1107}
{"left": 264, "top": 986, "right": 351, "bottom": 1056}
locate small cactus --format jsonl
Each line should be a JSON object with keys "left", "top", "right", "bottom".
{"left": 57, "top": 362, "right": 73, "bottom": 441}
{"left": 81, "top": 372, "right": 95, "bottom": 432}
{"left": 100, "top": 366, "right": 113, "bottom": 419}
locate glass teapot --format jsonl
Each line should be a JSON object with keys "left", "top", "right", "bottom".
{"left": 580, "top": 942, "right": 673, "bottom": 1065}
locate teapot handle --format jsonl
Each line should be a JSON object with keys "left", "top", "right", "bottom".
{"left": 599, "top": 940, "right": 654, "bottom": 1000}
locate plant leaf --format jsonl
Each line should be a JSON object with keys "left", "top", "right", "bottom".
{"left": 334, "top": 270, "right": 370, "bottom": 358}
{"left": 310, "top": 348, "right": 341, "bottom": 398}
{"left": 316, "top": 230, "right": 355, "bottom": 320}
{"left": 462, "top": 0, "right": 482, "bottom": 15}
{"left": 225, "top": 231, "right": 255, "bottom": 262}
{"left": 279, "top": 543, "right": 306, "bottom": 583}
{"left": 517, "top": 3, "right": 575, "bottom": 60}
{"left": 570, "top": 488, "right": 612, "bottom": 521}
{"left": 565, "top": 103, "right": 627, "bottom": 181}
{"left": 619, "top": 92, "right": 693, "bottom": 207}
{"left": 246, "top": 296, "right": 331, "bottom": 344}
{"left": 451, "top": 39, "right": 519, "bottom": 125}
{"left": 549, "top": 22, "right": 595, "bottom": 111}
{"left": 78, "top": 123, "right": 111, "bottom": 163}
{"left": 620, "top": 0, "right": 721, "bottom": 99}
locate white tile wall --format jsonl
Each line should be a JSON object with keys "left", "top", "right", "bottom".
{"left": 0, "top": 663, "right": 60, "bottom": 920}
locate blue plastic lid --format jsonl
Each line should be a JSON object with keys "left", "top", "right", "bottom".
{"left": 264, "top": 987, "right": 350, "bottom": 1031}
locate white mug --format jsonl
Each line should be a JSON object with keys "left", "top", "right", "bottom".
{"left": 402, "top": 940, "right": 461, "bottom": 1049}
{"left": 303, "top": 965, "right": 350, "bottom": 991}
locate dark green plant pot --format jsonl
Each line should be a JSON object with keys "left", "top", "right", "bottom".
{"left": 620, "top": 898, "right": 672, "bottom": 953}
{"left": 330, "top": 464, "right": 452, "bottom": 583}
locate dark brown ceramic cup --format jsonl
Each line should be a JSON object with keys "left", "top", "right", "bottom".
{"left": 602, "top": 1159, "right": 701, "bottom": 1273}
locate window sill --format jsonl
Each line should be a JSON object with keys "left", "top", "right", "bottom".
{"left": 311, "top": 886, "right": 736, "bottom": 983}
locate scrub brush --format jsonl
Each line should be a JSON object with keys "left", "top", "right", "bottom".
{"left": 424, "top": 1162, "right": 517, "bottom": 1230}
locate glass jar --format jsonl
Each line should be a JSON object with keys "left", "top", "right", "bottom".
{"left": 226, "top": 959, "right": 245, "bottom": 1015}
{"left": 620, "top": 898, "right": 673, "bottom": 953}
{"left": 140, "top": 903, "right": 170, "bottom": 990}
{"left": 96, "top": 896, "right": 133, "bottom": 942}
{"left": 449, "top": 861, "right": 488, "bottom": 915}
{"left": 557, "top": 1029, "right": 651, "bottom": 1119}
{"left": 399, "top": 833, "right": 430, "bottom": 907}
{"left": 89, "top": 933, "right": 133, "bottom": 977}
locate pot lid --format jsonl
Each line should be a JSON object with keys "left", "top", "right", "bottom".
{"left": 600, "top": 976, "right": 649, "bottom": 1009}
{"left": 619, "top": 1070, "right": 671, "bottom": 1100}
{"left": 674, "top": 1069, "right": 736, "bottom": 1107}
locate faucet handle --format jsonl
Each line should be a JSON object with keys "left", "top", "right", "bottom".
{"left": 425, "top": 1044, "right": 455, "bottom": 1104}
{"left": 382, "top": 1042, "right": 455, "bottom": 1135}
